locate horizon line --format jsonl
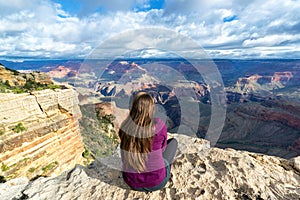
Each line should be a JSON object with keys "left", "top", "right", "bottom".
{"left": 1, "top": 58, "right": 300, "bottom": 62}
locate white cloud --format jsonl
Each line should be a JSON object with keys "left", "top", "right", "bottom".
{"left": 0, "top": 0, "right": 300, "bottom": 59}
{"left": 243, "top": 34, "right": 300, "bottom": 47}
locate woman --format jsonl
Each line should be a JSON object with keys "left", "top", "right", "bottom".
{"left": 119, "top": 91, "right": 178, "bottom": 192}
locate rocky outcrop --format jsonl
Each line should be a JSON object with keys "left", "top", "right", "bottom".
{"left": 47, "top": 66, "right": 78, "bottom": 79}
{"left": 101, "top": 61, "right": 149, "bottom": 82}
{"left": 272, "top": 72, "right": 293, "bottom": 82}
{"left": 1, "top": 134, "right": 299, "bottom": 200}
{"left": 0, "top": 89, "right": 84, "bottom": 181}
{"left": 233, "top": 71, "right": 296, "bottom": 95}
{"left": 0, "top": 65, "right": 52, "bottom": 87}
{"left": 94, "top": 81, "right": 117, "bottom": 96}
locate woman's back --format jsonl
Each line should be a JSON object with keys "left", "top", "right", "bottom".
{"left": 119, "top": 92, "right": 177, "bottom": 192}
{"left": 121, "top": 118, "right": 167, "bottom": 188}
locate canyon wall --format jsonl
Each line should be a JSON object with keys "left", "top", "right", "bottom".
{"left": 0, "top": 89, "right": 84, "bottom": 180}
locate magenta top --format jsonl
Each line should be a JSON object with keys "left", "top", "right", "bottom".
{"left": 122, "top": 118, "right": 168, "bottom": 188}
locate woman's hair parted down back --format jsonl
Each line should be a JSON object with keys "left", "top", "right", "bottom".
{"left": 119, "top": 92, "right": 155, "bottom": 172}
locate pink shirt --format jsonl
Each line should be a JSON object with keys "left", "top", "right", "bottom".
{"left": 122, "top": 118, "right": 167, "bottom": 188}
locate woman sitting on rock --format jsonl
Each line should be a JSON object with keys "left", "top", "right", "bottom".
{"left": 119, "top": 91, "right": 178, "bottom": 192}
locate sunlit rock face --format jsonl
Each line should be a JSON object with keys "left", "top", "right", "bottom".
{"left": 1, "top": 134, "right": 299, "bottom": 200}
{"left": 0, "top": 64, "right": 52, "bottom": 87}
{"left": 0, "top": 89, "right": 84, "bottom": 181}
{"left": 233, "top": 71, "right": 297, "bottom": 95}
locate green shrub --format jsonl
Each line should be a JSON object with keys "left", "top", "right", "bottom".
{"left": 4, "top": 80, "right": 10, "bottom": 87}
{"left": 46, "top": 84, "right": 61, "bottom": 90}
{"left": 42, "top": 161, "right": 58, "bottom": 173}
{"left": 12, "top": 87, "right": 25, "bottom": 94}
{"left": 28, "top": 167, "right": 36, "bottom": 173}
{"left": 82, "top": 147, "right": 94, "bottom": 165}
{"left": 36, "top": 86, "right": 44, "bottom": 91}
{"left": 24, "top": 79, "right": 34, "bottom": 90}
{"left": 0, "top": 81, "right": 10, "bottom": 93}
{"left": 1, "top": 162, "right": 9, "bottom": 172}
{"left": 12, "top": 123, "right": 26, "bottom": 133}
{"left": 0, "top": 87, "right": 6, "bottom": 93}
{"left": 82, "top": 147, "right": 91, "bottom": 159}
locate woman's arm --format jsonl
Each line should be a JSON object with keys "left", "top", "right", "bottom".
{"left": 159, "top": 119, "right": 168, "bottom": 150}
{"left": 154, "top": 117, "right": 168, "bottom": 150}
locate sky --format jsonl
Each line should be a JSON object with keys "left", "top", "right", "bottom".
{"left": 0, "top": 0, "right": 300, "bottom": 60}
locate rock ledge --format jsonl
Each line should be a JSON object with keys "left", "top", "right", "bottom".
{"left": 1, "top": 134, "right": 300, "bottom": 200}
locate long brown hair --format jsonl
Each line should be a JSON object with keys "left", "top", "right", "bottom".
{"left": 119, "top": 92, "right": 155, "bottom": 172}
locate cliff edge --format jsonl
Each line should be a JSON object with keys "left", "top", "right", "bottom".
{"left": 1, "top": 134, "right": 299, "bottom": 200}
{"left": 0, "top": 89, "right": 84, "bottom": 181}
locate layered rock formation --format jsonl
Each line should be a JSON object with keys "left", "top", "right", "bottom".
{"left": 216, "top": 98, "right": 300, "bottom": 159}
{"left": 1, "top": 134, "right": 299, "bottom": 200}
{"left": 233, "top": 71, "right": 296, "bottom": 95}
{"left": 47, "top": 66, "right": 78, "bottom": 79}
{"left": 0, "top": 89, "right": 84, "bottom": 181}
{"left": 235, "top": 103, "right": 300, "bottom": 130}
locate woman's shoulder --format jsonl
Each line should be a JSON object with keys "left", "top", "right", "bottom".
{"left": 154, "top": 117, "right": 165, "bottom": 125}
{"left": 154, "top": 118, "right": 167, "bottom": 133}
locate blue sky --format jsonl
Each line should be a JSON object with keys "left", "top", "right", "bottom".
{"left": 52, "top": 0, "right": 82, "bottom": 15}
{"left": 0, "top": 0, "right": 300, "bottom": 60}
{"left": 51, "top": 0, "right": 165, "bottom": 14}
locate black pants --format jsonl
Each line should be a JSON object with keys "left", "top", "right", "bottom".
{"left": 163, "top": 138, "right": 178, "bottom": 166}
